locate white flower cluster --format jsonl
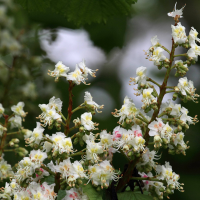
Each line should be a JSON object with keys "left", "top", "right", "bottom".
{"left": 112, "top": 125, "right": 145, "bottom": 153}
{"left": 0, "top": 181, "right": 56, "bottom": 200}
{"left": 49, "top": 60, "right": 97, "bottom": 84}
{"left": 88, "top": 160, "right": 118, "bottom": 188}
{"left": 112, "top": 96, "right": 139, "bottom": 123}
{"left": 156, "top": 162, "right": 183, "bottom": 191}
{"left": 64, "top": 188, "right": 88, "bottom": 200}
{"left": 38, "top": 96, "right": 62, "bottom": 126}
{"left": 136, "top": 147, "right": 159, "bottom": 172}
{"left": 0, "top": 154, "right": 14, "bottom": 179}
{"left": 14, "top": 150, "right": 48, "bottom": 182}
{"left": 139, "top": 172, "right": 165, "bottom": 198}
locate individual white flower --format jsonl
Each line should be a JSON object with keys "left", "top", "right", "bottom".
{"left": 88, "top": 160, "right": 119, "bottom": 187}
{"left": 0, "top": 182, "right": 12, "bottom": 200}
{"left": 151, "top": 47, "right": 166, "bottom": 65}
{"left": 78, "top": 60, "right": 96, "bottom": 78}
{"left": 173, "top": 132, "right": 185, "bottom": 146}
{"left": 86, "top": 140, "right": 103, "bottom": 162}
{"left": 30, "top": 122, "right": 44, "bottom": 144}
{"left": 66, "top": 65, "right": 85, "bottom": 85}
{"left": 160, "top": 123, "right": 173, "bottom": 142}
{"left": 138, "top": 172, "right": 155, "bottom": 191}
{"left": 72, "top": 161, "right": 87, "bottom": 179}
{"left": 100, "top": 130, "right": 113, "bottom": 149}
{"left": 0, "top": 125, "right": 6, "bottom": 137}
{"left": 148, "top": 118, "right": 164, "bottom": 136}
{"left": 0, "top": 159, "right": 14, "bottom": 179}
{"left": 171, "top": 22, "right": 187, "bottom": 44}
{"left": 177, "top": 77, "right": 196, "bottom": 98}
{"left": 61, "top": 137, "right": 73, "bottom": 153}
{"left": 187, "top": 42, "right": 200, "bottom": 61}
{"left": 49, "top": 61, "right": 70, "bottom": 79}
{"left": 82, "top": 132, "right": 95, "bottom": 142}
{"left": 180, "top": 107, "right": 193, "bottom": 124}
{"left": 151, "top": 35, "right": 159, "bottom": 46}
{"left": 8, "top": 115, "right": 22, "bottom": 129}
{"left": 189, "top": 27, "right": 200, "bottom": 44}
{"left": 11, "top": 102, "right": 26, "bottom": 117}
{"left": 113, "top": 96, "right": 139, "bottom": 123}
{"left": 30, "top": 149, "right": 47, "bottom": 163}
{"left": 142, "top": 88, "right": 156, "bottom": 106}
{"left": 112, "top": 126, "right": 124, "bottom": 141}
{"left": 81, "top": 112, "right": 95, "bottom": 130}
{"left": 168, "top": 2, "right": 185, "bottom": 19}
{"left": 84, "top": 91, "right": 103, "bottom": 113}
{"left": 135, "top": 66, "right": 147, "bottom": 85}
{"left": 0, "top": 103, "right": 5, "bottom": 117}
{"left": 55, "top": 158, "right": 75, "bottom": 179}
{"left": 136, "top": 148, "right": 159, "bottom": 170}
{"left": 170, "top": 103, "right": 181, "bottom": 117}
{"left": 48, "top": 96, "right": 63, "bottom": 111}
{"left": 64, "top": 188, "right": 88, "bottom": 200}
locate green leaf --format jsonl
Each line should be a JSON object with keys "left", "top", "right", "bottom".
{"left": 82, "top": 182, "right": 103, "bottom": 200}
{"left": 117, "top": 191, "right": 153, "bottom": 200}
{"left": 57, "top": 190, "right": 67, "bottom": 200}
{"left": 15, "top": 0, "right": 138, "bottom": 25}
{"left": 41, "top": 175, "right": 55, "bottom": 185}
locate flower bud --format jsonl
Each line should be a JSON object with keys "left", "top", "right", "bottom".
{"left": 79, "top": 139, "right": 84, "bottom": 147}
{"left": 127, "top": 151, "right": 133, "bottom": 157}
{"left": 162, "top": 138, "right": 168, "bottom": 145}
{"left": 77, "top": 179, "right": 82, "bottom": 185}
{"left": 168, "top": 149, "right": 175, "bottom": 155}
{"left": 177, "top": 125, "right": 182, "bottom": 132}
{"left": 123, "top": 145, "right": 129, "bottom": 151}
{"left": 79, "top": 126, "right": 85, "bottom": 132}
{"left": 12, "top": 138, "right": 19, "bottom": 143}
{"left": 9, "top": 141, "right": 15, "bottom": 147}
{"left": 73, "top": 138, "right": 79, "bottom": 145}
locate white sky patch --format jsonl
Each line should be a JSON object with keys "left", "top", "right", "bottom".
{"left": 40, "top": 28, "right": 106, "bottom": 71}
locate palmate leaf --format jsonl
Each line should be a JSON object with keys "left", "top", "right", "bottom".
{"left": 82, "top": 182, "right": 103, "bottom": 200}
{"left": 15, "top": 0, "right": 138, "bottom": 25}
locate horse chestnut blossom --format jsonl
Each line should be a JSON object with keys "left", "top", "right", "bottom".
{"left": 1, "top": 3, "right": 200, "bottom": 200}
{"left": 48, "top": 61, "right": 70, "bottom": 80}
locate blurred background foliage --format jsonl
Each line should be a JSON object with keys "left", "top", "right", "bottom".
{"left": 0, "top": 0, "right": 200, "bottom": 199}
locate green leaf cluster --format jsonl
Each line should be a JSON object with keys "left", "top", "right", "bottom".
{"left": 15, "top": 0, "right": 137, "bottom": 25}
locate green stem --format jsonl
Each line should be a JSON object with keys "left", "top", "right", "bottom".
{"left": 147, "top": 77, "right": 161, "bottom": 88}
{"left": 69, "top": 148, "right": 86, "bottom": 157}
{"left": 173, "top": 53, "right": 187, "bottom": 58}
{"left": 72, "top": 105, "right": 86, "bottom": 114}
{"left": 136, "top": 116, "right": 148, "bottom": 124}
{"left": 4, "top": 149, "right": 15, "bottom": 152}
{"left": 158, "top": 112, "right": 168, "bottom": 118}
{"left": 60, "top": 112, "right": 67, "bottom": 121}
{"left": 139, "top": 112, "right": 149, "bottom": 123}
{"left": 69, "top": 126, "right": 77, "bottom": 132}
{"left": 160, "top": 45, "right": 170, "bottom": 54}
{"left": 165, "top": 90, "right": 176, "bottom": 93}
{"left": 148, "top": 142, "right": 154, "bottom": 145}
{"left": 7, "top": 131, "right": 19, "bottom": 136}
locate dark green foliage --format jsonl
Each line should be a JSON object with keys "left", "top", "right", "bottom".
{"left": 15, "top": 0, "right": 137, "bottom": 25}
{"left": 57, "top": 190, "right": 67, "bottom": 200}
